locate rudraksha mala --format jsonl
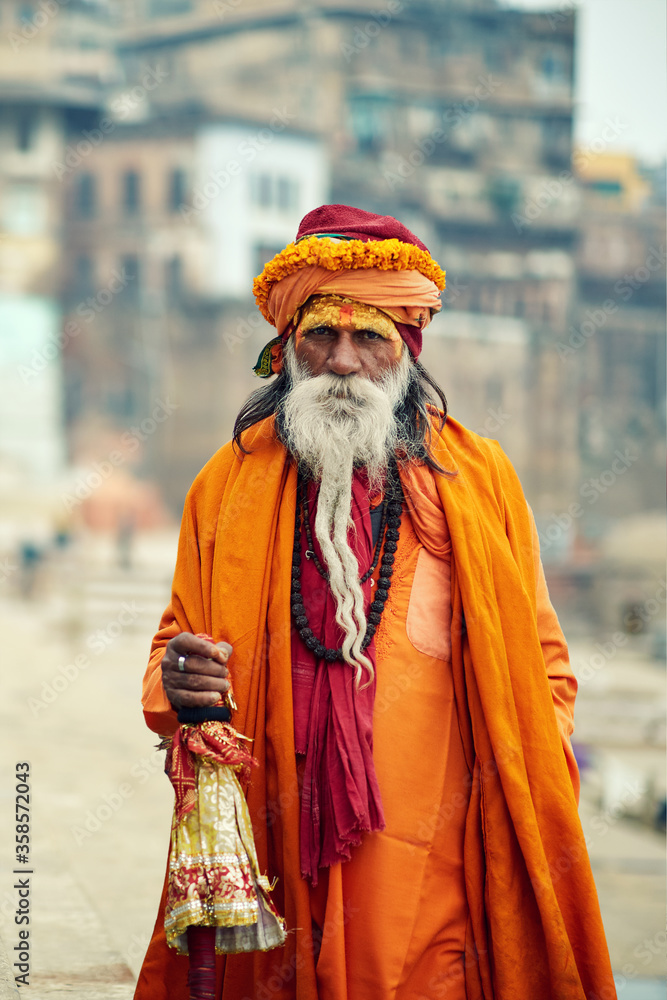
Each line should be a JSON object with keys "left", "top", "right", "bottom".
{"left": 291, "top": 460, "right": 403, "bottom": 662}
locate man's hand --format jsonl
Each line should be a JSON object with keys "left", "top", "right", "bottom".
{"left": 162, "top": 633, "right": 232, "bottom": 710}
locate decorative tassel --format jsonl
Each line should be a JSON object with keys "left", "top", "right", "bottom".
{"left": 163, "top": 634, "right": 286, "bottom": 974}
{"left": 252, "top": 336, "right": 283, "bottom": 377}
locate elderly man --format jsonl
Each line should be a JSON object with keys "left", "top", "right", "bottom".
{"left": 135, "top": 206, "right": 616, "bottom": 1000}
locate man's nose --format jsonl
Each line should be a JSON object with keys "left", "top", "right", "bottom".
{"left": 325, "top": 333, "right": 362, "bottom": 375}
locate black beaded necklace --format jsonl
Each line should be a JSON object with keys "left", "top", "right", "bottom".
{"left": 291, "top": 461, "right": 403, "bottom": 663}
{"left": 299, "top": 475, "right": 389, "bottom": 584}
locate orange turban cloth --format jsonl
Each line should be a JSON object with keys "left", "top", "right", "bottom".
{"left": 252, "top": 205, "right": 445, "bottom": 373}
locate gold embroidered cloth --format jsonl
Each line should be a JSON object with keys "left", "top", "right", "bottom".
{"left": 165, "top": 740, "right": 286, "bottom": 954}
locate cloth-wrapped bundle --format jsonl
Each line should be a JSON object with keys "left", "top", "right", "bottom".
{"left": 163, "top": 635, "right": 286, "bottom": 960}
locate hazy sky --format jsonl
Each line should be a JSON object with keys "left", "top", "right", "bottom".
{"left": 499, "top": 0, "right": 667, "bottom": 164}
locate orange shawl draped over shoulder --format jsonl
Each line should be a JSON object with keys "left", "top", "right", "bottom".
{"left": 138, "top": 416, "right": 615, "bottom": 1000}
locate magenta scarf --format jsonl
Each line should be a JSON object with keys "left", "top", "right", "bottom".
{"left": 291, "top": 471, "right": 385, "bottom": 885}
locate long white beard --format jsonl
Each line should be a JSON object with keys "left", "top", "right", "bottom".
{"left": 279, "top": 341, "right": 412, "bottom": 685}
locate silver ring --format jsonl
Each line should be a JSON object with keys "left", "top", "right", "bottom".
{"left": 177, "top": 654, "right": 187, "bottom": 672}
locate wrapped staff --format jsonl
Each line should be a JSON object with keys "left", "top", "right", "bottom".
{"left": 162, "top": 634, "right": 286, "bottom": 1000}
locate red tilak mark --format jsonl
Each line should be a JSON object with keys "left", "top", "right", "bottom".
{"left": 339, "top": 305, "right": 354, "bottom": 322}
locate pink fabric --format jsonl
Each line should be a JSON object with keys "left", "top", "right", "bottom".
{"left": 291, "top": 471, "right": 385, "bottom": 885}
{"left": 268, "top": 268, "right": 441, "bottom": 358}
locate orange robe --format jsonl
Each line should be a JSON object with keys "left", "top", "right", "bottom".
{"left": 135, "top": 416, "right": 615, "bottom": 1000}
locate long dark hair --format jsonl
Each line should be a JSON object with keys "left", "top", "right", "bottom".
{"left": 233, "top": 360, "right": 454, "bottom": 476}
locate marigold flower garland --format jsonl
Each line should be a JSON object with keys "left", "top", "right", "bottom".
{"left": 253, "top": 236, "right": 446, "bottom": 325}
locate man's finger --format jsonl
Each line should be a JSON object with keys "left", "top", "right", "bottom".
{"left": 166, "top": 689, "right": 224, "bottom": 710}
{"left": 166, "top": 653, "right": 229, "bottom": 678}
{"left": 165, "top": 671, "right": 230, "bottom": 694}
{"left": 170, "top": 633, "right": 224, "bottom": 660}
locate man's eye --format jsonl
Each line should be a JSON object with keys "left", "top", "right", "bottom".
{"left": 360, "top": 329, "right": 382, "bottom": 340}
{"left": 306, "top": 326, "right": 333, "bottom": 336}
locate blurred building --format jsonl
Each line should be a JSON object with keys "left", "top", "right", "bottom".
{"left": 566, "top": 151, "right": 666, "bottom": 632}
{"left": 1, "top": 0, "right": 664, "bottom": 534}
{"left": 113, "top": 0, "right": 580, "bottom": 509}
{"left": 60, "top": 110, "right": 327, "bottom": 505}
{"left": 572, "top": 151, "right": 665, "bottom": 521}
{"left": 0, "top": 0, "right": 113, "bottom": 483}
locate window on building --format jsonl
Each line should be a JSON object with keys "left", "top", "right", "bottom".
{"left": 256, "top": 174, "right": 273, "bottom": 208}
{"left": 542, "top": 117, "right": 571, "bottom": 169}
{"left": 120, "top": 255, "right": 140, "bottom": 302}
{"left": 168, "top": 168, "right": 187, "bottom": 211}
{"left": 122, "top": 170, "right": 141, "bottom": 215}
{"left": 75, "top": 172, "right": 96, "bottom": 218}
{"left": 276, "top": 177, "right": 298, "bottom": 212}
{"left": 107, "top": 386, "right": 137, "bottom": 420}
{"left": 540, "top": 52, "right": 567, "bottom": 82}
{"left": 17, "top": 112, "right": 36, "bottom": 152}
{"left": 148, "top": 0, "right": 192, "bottom": 15}
{"left": 484, "top": 42, "right": 507, "bottom": 74}
{"left": 348, "top": 96, "right": 391, "bottom": 154}
{"left": 72, "top": 254, "right": 95, "bottom": 300}
{"left": 165, "top": 256, "right": 183, "bottom": 304}
{"left": 250, "top": 174, "right": 299, "bottom": 212}
{"left": 18, "top": 3, "right": 35, "bottom": 24}
{"left": 588, "top": 180, "right": 623, "bottom": 197}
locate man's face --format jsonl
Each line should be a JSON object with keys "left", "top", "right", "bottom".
{"left": 293, "top": 295, "right": 404, "bottom": 382}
